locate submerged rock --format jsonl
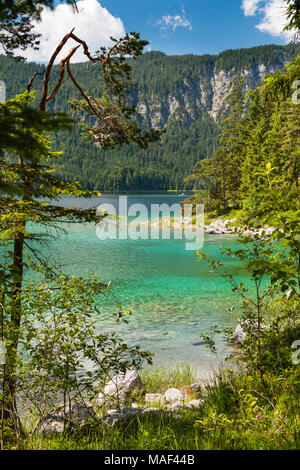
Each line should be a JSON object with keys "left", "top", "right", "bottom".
{"left": 192, "top": 338, "right": 215, "bottom": 346}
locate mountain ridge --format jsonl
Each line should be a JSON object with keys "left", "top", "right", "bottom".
{"left": 0, "top": 43, "right": 299, "bottom": 190}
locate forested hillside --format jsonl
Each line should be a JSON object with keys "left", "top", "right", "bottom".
{"left": 186, "top": 51, "right": 300, "bottom": 222}
{"left": 0, "top": 43, "right": 298, "bottom": 191}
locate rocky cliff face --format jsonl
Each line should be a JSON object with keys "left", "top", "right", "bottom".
{"left": 0, "top": 44, "right": 295, "bottom": 132}
{"left": 134, "top": 61, "right": 283, "bottom": 129}
{"left": 1, "top": 43, "right": 297, "bottom": 191}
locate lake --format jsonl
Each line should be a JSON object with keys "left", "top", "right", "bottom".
{"left": 33, "top": 194, "right": 253, "bottom": 376}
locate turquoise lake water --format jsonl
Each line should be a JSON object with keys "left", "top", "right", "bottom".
{"left": 27, "top": 195, "right": 256, "bottom": 375}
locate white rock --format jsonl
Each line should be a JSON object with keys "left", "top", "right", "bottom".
{"left": 242, "top": 229, "right": 255, "bottom": 237}
{"left": 103, "top": 413, "right": 121, "bottom": 427}
{"left": 105, "top": 409, "right": 119, "bottom": 416}
{"left": 205, "top": 219, "right": 232, "bottom": 234}
{"left": 40, "top": 420, "right": 65, "bottom": 435}
{"left": 142, "top": 407, "right": 162, "bottom": 414}
{"left": 145, "top": 393, "right": 165, "bottom": 405}
{"left": 103, "top": 369, "right": 142, "bottom": 396}
{"left": 96, "top": 392, "right": 105, "bottom": 407}
{"left": 40, "top": 402, "right": 96, "bottom": 434}
{"left": 119, "top": 407, "right": 142, "bottom": 416}
{"left": 97, "top": 368, "right": 142, "bottom": 407}
{"left": 185, "top": 399, "right": 204, "bottom": 409}
{"left": 164, "top": 388, "right": 184, "bottom": 404}
{"left": 60, "top": 402, "right": 96, "bottom": 424}
{"left": 102, "top": 407, "right": 143, "bottom": 427}
{"left": 258, "top": 226, "right": 276, "bottom": 237}
{"left": 168, "top": 399, "right": 204, "bottom": 412}
{"left": 232, "top": 321, "right": 265, "bottom": 344}
{"left": 232, "top": 324, "right": 246, "bottom": 343}
{"left": 167, "top": 402, "right": 186, "bottom": 412}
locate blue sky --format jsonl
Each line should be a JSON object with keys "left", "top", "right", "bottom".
{"left": 19, "top": 0, "right": 291, "bottom": 63}
{"left": 99, "top": 0, "right": 287, "bottom": 56}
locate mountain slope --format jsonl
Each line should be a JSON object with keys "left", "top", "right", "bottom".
{"left": 0, "top": 43, "right": 298, "bottom": 191}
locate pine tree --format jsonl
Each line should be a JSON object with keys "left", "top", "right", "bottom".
{"left": 187, "top": 74, "right": 247, "bottom": 214}
{"left": 0, "top": 30, "right": 161, "bottom": 436}
{"left": 217, "top": 74, "right": 247, "bottom": 208}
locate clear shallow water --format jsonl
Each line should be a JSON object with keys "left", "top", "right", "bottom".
{"left": 28, "top": 195, "right": 255, "bottom": 374}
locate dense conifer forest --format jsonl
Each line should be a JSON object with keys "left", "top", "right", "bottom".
{"left": 0, "top": 43, "right": 298, "bottom": 191}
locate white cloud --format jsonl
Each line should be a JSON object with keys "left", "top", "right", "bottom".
{"left": 241, "top": 0, "right": 293, "bottom": 41}
{"left": 15, "top": 0, "right": 126, "bottom": 63}
{"left": 154, "top": 8, "right": 192, "bottom": 33}
{"left": 256, "top": 0, "right": 290, "bottom": 39}
{"left": 242, "top": 0, "right": 261, "bottom": 16}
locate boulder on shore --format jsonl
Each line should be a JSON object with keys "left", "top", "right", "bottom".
{"left": 145, "top": 393, "right": 165, "bottom": 405}
{"left": 185, "top": 399, "right": 204, "bottom": 409}
{"left": 40, "top": 402, "right": 96, "bottom": 435}
{"left": 164, "top": 388, "right": 185, "bottom": 404}
{"left": 232, "top": 323, "right": 247, "bottom": 343}
{"left": 232, "top": 321, "right": 265, "bottom": 344}
{"left": 204, "top": 220, "right": 233, "bottom": 234}
{"left": 96, "top": 368, "right": 143, "bottom": 407}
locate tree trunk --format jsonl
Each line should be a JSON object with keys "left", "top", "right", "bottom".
{"left": 3, "top": 229, "right": 25, "bottom": 438}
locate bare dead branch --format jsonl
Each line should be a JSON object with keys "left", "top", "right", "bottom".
{"left": 46, "top": 45, "right": 80, "bottom": 103}
{"left": 38, "top": 30, "right": 136, "bottom": 138}
{"left": 40, "top": 28, "right": 75, "bottom": 111}
{"left": 69, "top": 33, "right": 101, "bottom": 63}
{"left": 66, "top": 59, "right": 105, "bottom": 123}
{"left": 27, "top": 71, "right": 45, "bottom": 93}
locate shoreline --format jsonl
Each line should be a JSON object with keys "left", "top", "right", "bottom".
{"left": 128, "top": 216, "right": 276, "bottom": 237}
